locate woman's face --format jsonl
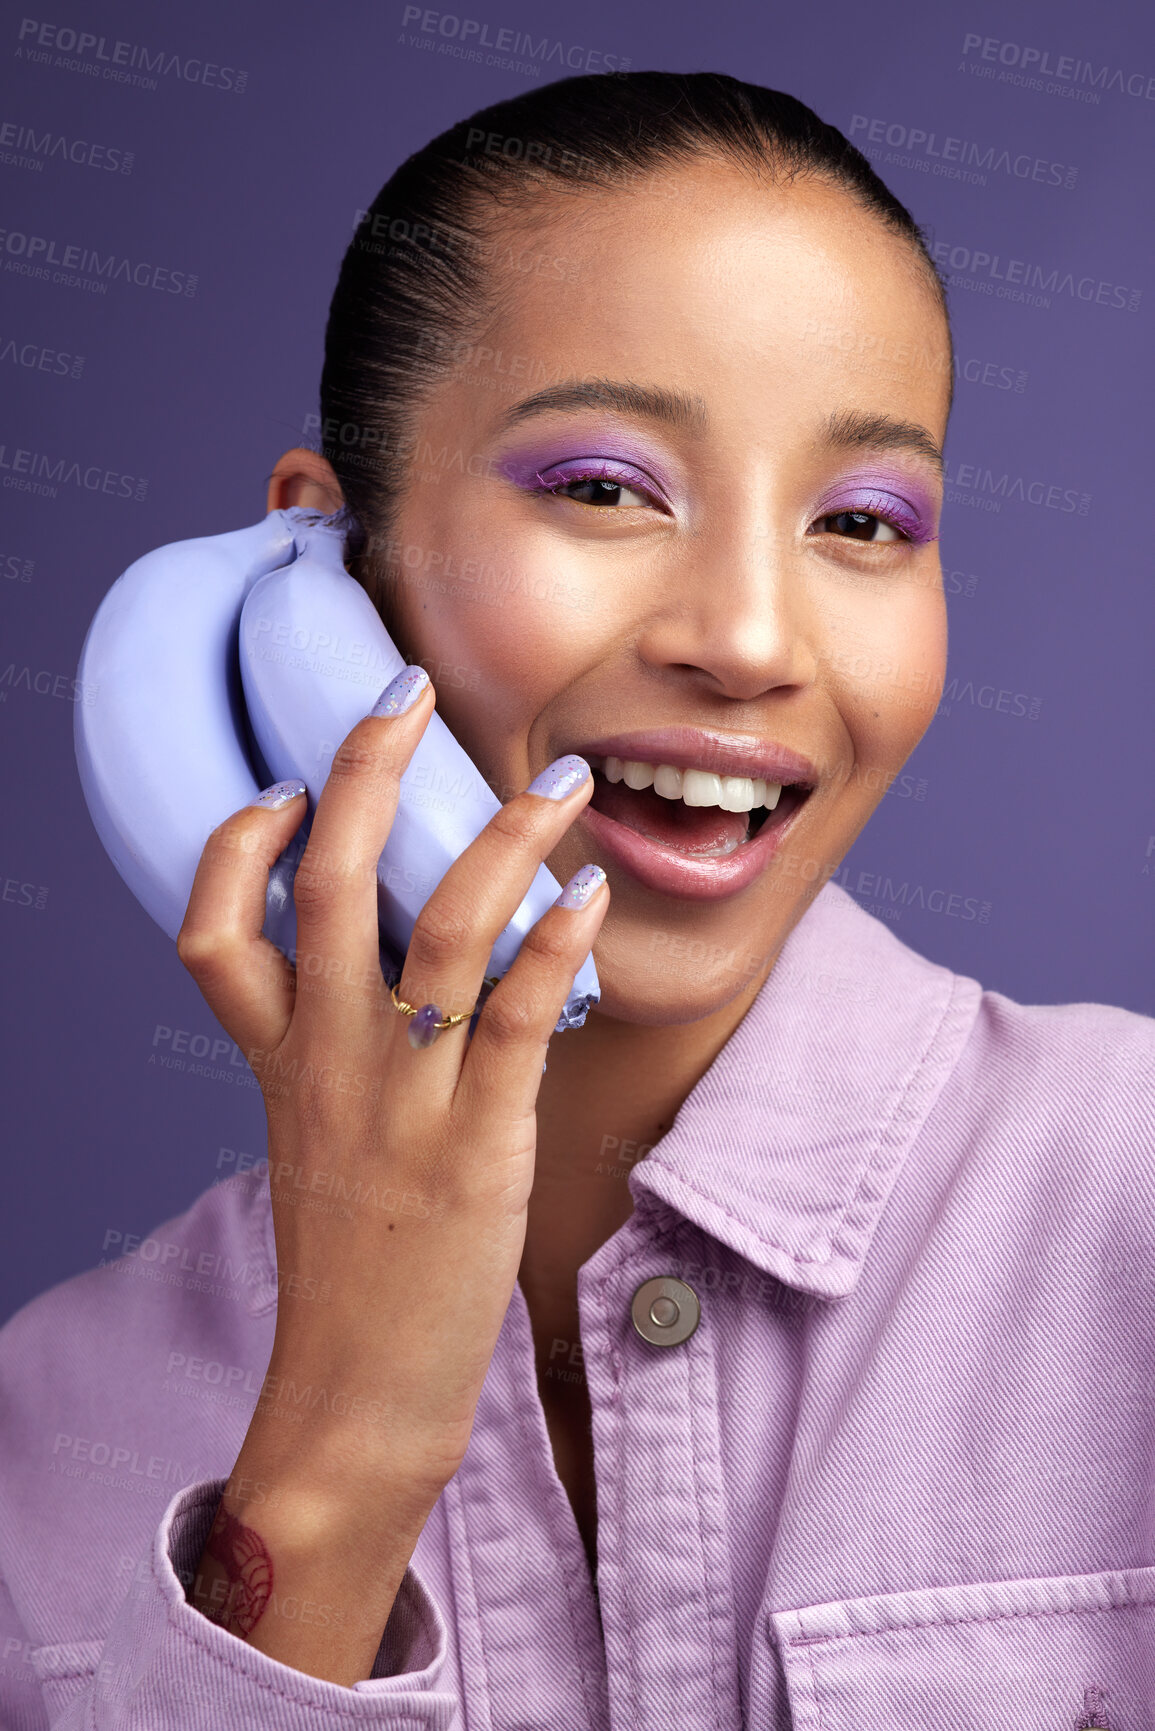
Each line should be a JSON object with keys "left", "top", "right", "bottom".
{"left": 366, "top": 158, "right": 951, "bottom": 1026}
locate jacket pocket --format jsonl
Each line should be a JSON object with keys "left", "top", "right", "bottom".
{"left": 766, "top": 1563, "right": 1155, "bottom": 1729}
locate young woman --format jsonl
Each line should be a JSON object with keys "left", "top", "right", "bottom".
{"left": 2, "top": 70, "right": 1152, "bottom": 1730}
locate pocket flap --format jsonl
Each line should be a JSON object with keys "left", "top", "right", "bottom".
{"left": 769, "top": 1564, "right": 1155, "bottom": 1728}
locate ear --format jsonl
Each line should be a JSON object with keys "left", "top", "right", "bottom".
{"left": 265, "top": 448, "right": 345, "bottom": 516}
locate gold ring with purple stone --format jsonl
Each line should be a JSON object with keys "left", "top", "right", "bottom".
{"left": 390, "top": 979, "right": 501, "bottom": 1050}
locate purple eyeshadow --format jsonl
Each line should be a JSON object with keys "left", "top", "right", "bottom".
{"left": 532, "top": 457, "right": 657, "bottom": 497}
{"left": 817, "top": 469, "right": 940, "bottom": 545}
{"left": 497, "top": 437, "right": 940, "bottom": 544}
{"left": 497, "top": 424, "right": 677, "bottom": 502}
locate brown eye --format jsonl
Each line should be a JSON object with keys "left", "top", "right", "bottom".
{"left": 555, "top": 478, "right": 651, "bottom": 508}
{"left": 817, "top": 510, "right": 903, "bottom": 543}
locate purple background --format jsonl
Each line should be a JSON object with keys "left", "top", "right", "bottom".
{"left": 2, "top": 0, "right": 1152, "bottom": 1324}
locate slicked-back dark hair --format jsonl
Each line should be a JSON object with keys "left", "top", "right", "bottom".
{"left": 319, "top": 69, "right": 951, "bottom": 565}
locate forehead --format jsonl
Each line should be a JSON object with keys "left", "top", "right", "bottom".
{"left": 469, "top": 158, "right": 951, "bottom": 442}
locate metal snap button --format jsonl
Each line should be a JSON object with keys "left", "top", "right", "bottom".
{"left": 630, "top": 1277, "right": 701, "bottom": 1347}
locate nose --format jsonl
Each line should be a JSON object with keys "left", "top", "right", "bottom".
{"left": 630, "top": 503, "right": 821, "bottom": 704}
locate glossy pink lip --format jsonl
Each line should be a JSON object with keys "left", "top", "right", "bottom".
{"left": 576, "top": 782, "right": 812, "bottom": 901}
{"left": 572, "top": 728, "right": 818, "bottom": 788}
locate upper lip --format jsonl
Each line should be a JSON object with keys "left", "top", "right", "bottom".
{"left": 572, "top": 728, "right": 817, "bottom": 789}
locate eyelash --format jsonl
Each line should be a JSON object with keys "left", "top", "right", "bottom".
{"left": 812, "top": 492, "right": 924, "bottom": 544}
{"left": 530, "top": 462, "right": 661, "bottom": 510}
{"left": 530, "top": 466, "right": 927, "bottom": 544}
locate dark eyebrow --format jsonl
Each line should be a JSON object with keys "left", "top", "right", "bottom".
{"left": 497, "top": 380, "right": 943, "bottom": 473}
{"left": 824, "top": 409, "right": 943, "bottom": 473}
{"left": 497, "top": 377, "right": 709, "bottom": 437}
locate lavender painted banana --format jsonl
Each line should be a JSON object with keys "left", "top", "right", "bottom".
{"left": 75, "top": 512, "right": 300, "bottom": 947}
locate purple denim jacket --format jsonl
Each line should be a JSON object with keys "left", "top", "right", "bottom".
{"left": 2, "top": 879, "right": 1154, "bottom": 1729}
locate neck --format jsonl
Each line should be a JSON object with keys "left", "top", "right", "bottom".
{"left": 521, "top": 969, "right": 767, "bottom": 1314}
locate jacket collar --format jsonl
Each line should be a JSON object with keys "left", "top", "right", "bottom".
{"left": 628, "top": 880, "right": 983, "bottom": 1299}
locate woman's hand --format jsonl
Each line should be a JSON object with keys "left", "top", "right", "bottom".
{"left": 174, "top": 665, "right": 608, "bottom": 1684}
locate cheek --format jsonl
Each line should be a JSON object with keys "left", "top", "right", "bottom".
{"left": 824, "top": 576, "right": 948, "bottom": 769}
{"left": 385, "top": 576, "right": 546, "bottom": 781}
{"left": 377, "top": 508, "right": 609, "bottom": 785}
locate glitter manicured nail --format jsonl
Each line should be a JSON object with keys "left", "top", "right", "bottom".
{"left": 371, "top": 665, "right": 430, "bottom": 718}
{"left": 553, "top": 863, "right": 606, "bottom": 909}
{"left": 526, "top": 754, "right": 591, "bottom": 801}
{"left": 250, "top": 780, "right": 307, "bottom": 810}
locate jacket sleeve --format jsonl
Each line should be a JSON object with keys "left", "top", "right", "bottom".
{"left": 3, "top": 1480, "right": 457, "bottom": 1730}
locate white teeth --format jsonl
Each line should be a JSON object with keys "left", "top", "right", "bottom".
{"left": 597, "top": 756, "right": 785, "bottom": 813}
{"left": 720, "top": 775, "right": 754, "bottom": 813}
{"left": 683, "top": 769, "right": 724, "bottom": 807}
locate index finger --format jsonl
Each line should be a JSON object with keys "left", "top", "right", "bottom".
{"left": 176, "top": 780, "right": 309, "bottom": 1055}
{"left": 288, "top": 667, "right": 435, "bottom": 1033}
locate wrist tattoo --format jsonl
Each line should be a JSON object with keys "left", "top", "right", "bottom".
{"left": 203, "top": 1505, "right": 273, "bottom": 1636}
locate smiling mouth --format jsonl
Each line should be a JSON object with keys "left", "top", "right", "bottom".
{"left": 587, "top": 765, "right": 811, "bottom": 858}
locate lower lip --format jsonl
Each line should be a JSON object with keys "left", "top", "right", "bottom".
{"left": 577, "top": 787, "right": 811, "bottom": 901}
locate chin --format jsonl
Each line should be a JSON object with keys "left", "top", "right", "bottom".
{"left": 583, "top": 927, "right": 770, "bottom": 1028}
